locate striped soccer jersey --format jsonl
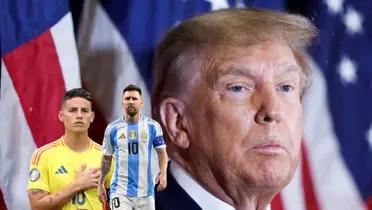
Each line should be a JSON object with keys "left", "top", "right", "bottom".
{"left": 102, "top": 115, "right": 166, "bottom": 198}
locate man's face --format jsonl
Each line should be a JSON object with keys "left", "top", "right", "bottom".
{"left": 185, "top": 41, "right": 303, "bottom": 191}
{"left": 122, "top": 91, "right": 143, "bottom": 117}
{"left": 59, "top": 97, "right": 94, "bottom": 132}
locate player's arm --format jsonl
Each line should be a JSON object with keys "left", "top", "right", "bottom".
{"left": 28, "top": 185, "right": 78, "bottom": 210}
{"left": 157, "top": 148, "right": 168, "bottom": 176}
{"left": 99, "top": 155, "right": 112, "bottom": 184}
{"left": 98, "top": 125, "right": 114, "bottom": 203}
{"left": 28, "top": 164, "right": 100, "bottom": 210}
{"left": 155, "top": 147, "right": 168, "bottom": 191}
{"left": 98, "top": 155, "right": 112, "bottom": 203}
{"left": 153, "top": 122, "right": 168, "bottom": 191}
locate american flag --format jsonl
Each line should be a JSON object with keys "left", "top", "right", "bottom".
{"left": 303, "top": 0, "right": 372, "bottom": 208}
{"left": 0, "top": 0, "right": 80, "bottom": 209}
{"left": 0, "top": 0, "right": 371, "bottom": 209}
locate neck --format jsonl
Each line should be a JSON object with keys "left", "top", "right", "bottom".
{"left": 177, "top": 158, "right": 274, "bottom": 210}
{"left": 63, "top": 131, "right": 91, "bottom": 152}
{"left": 124, "top": 113, "right": 141, "bottom": 123}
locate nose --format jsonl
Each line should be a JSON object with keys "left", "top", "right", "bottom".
{"left": 255, "top": 89, "right": 282, "bottom": 125}
{"left": 128, "top": 97, "right": 135, "bottom": 103}
{"left": 76, "top": 110, "right": 83, "bottom": 118}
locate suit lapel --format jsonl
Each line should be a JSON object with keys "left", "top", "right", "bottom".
{"left": 155, "top": 162, "right": 203, "bottom": 210}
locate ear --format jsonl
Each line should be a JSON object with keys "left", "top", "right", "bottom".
{"left": 90, "top": 111, "right": 95, "bottom": 123}
{"left": 140, "top": 97, "right": 144, "bottom": 107}
{"left": 159, "top": 98, "right": 190, "bottom": 149}
{"left": 121, "top": 95, "right": 125, "bottom": 106}
{"left": 58, "top": 110, "right": 63, "bottom": 122}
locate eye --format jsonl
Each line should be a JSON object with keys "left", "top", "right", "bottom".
{"left": 277, "top": 84, "right": 294, "bottom": 93}
{"left": 68, "top": 108, "right": 77, "bottom": 112}
{"left": 228, "top": 85, "right": 246, "bottom": 93}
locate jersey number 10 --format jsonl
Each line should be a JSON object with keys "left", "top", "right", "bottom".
{"left": 128, "top": 142, "right": 139, "bottom": 155}
{"left": 71, "top": 191, "right": 86, "bottom": 205}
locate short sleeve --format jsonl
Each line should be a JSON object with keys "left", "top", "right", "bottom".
{"left": 27, "top": 151, "right": 50, "bottom": 192}
{"left": 153, "top": 121, "right": 166, "bottom": 149}
{"left": 102, "top": 126, "right": 114, "bottom": 156}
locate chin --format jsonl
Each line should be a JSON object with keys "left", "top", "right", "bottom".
{"left": 243, "top": 159, "right": 294, "bottom": 191}
{"left": 71, "top": 127, "right": 88, "bottom": 133}
{"left": 260, "top": 171, "right": 291, "bottom": 190}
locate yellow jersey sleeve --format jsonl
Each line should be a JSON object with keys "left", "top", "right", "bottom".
{"left": 27, "top": 149, "right": 50, "bottom": 192}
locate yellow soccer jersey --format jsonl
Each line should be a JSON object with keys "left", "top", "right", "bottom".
{"left": 28, "top": 138, "right": 112, "bottom": 210}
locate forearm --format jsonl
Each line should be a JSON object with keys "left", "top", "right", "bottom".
{"left": 28, "top": 183, "right": 80, "bottom": 210}
{"left": 99, "top": 155, "right": 112, "bottom": 184}
{"left": 157, "top": 148, "right": 168, "bottom": 173}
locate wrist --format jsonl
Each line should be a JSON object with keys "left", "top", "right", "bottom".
{"left": 70, "top": 181, "right": 82, "bottom": 193}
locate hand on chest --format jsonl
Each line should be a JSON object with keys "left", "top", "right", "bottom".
{"left": 50, "top": 155, "right": 100, "bottom": 188}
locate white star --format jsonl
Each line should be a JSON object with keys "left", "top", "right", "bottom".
{"left": 325, "top": 0, "right": 344, "bottom": 14}
{"left": 205, "top": 0, "right": 229, "bottom": 10}
{"left": 343, "top": 7, "right": 363, "bottom": 34}
{"left": 338, "top": 56, "right": 357, "bottom": 84}
{"left": 236, "top": 0, "right": 245, "bottom": 8}
{"left": 367, "top": 124, "right": 372, "bottom": 151}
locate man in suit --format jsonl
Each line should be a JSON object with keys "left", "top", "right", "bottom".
{"left": 152, "top": 8, "right": 317, "bottom": 210}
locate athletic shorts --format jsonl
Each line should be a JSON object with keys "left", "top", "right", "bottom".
{"left": 110, "top": 195, "right": 155, "bottom": 210}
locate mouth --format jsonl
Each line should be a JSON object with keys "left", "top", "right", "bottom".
{"left": 127, "top": 106, "right": 137, "bottom": 112}
{"left": 74, "top": 122, "right": 85, "bottom": 125}
{"left": 252, "top": 141, "right": 285, "bottom": 155}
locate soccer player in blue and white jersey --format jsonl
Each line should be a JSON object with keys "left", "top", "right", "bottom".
{"left": 98, "top": 84, "right": 168, "bottom": 210}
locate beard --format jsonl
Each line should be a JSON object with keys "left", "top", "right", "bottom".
{"left": 126, "top": 107, "right": 138, "bottom": 116}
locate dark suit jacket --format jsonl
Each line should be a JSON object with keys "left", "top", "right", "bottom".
{"left": 155, "top": 164, "right": 202, "bottom": 210}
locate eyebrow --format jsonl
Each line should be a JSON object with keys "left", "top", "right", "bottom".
{"left": 206, "top": 67, "right": 252, "bottom": 89}
{"left": 219, "top": 67, "right": 256, "bottom": 78}
{"left": 124, "top": 96, "right": 139, "bottom": 99}
{"left": 65, "top": 107, "right": 91, "bottom": 112}
{"left": 216, "top": 63, "right": 302, "bottom": 79}
{"left": 274, "top": 64, "right": 303, "bottom": 77}
{"left": 67, "top": 106, "right": 90, "bottom": 109}
{"left": 208, "top": 62, "right": 303, "bottom": 89}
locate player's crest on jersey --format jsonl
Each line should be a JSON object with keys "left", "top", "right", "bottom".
{"left": 140, "top": 131, "right": 148, "bottom": 142}
{"left": 29, "top": 168, "right": 40, "bottom": 182}
{"left": 129, "top": 130, "right": 137, "bottom": 140}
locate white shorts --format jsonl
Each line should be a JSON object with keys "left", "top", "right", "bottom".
{"left": 110, "top": 195, "right": 155, "bottom": 210}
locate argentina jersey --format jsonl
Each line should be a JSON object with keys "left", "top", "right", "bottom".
{"left": 102, "top": 115, "right": 166, "bottom": 197}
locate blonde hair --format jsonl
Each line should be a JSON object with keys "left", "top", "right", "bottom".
{"left": 152, "top": 8, "right": 317, "bottom": 118}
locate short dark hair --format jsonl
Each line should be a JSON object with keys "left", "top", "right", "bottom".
{"left": 123, "top": 84, "right": 142, "bottom": 95}
{"left": 61, "top": 88, "right": 93, "bottom": 108}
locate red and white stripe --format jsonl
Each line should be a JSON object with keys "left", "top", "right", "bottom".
{"left": 0, "top": 12, "right": 80, "bottom": 209}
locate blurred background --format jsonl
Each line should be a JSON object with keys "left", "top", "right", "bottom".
{"left": 0, "top": 0, "right": 371, "bottom": 209}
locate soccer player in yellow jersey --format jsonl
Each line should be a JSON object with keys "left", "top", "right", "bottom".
{"left": 27, "top": 88, "right": 111, "bottom": 210}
